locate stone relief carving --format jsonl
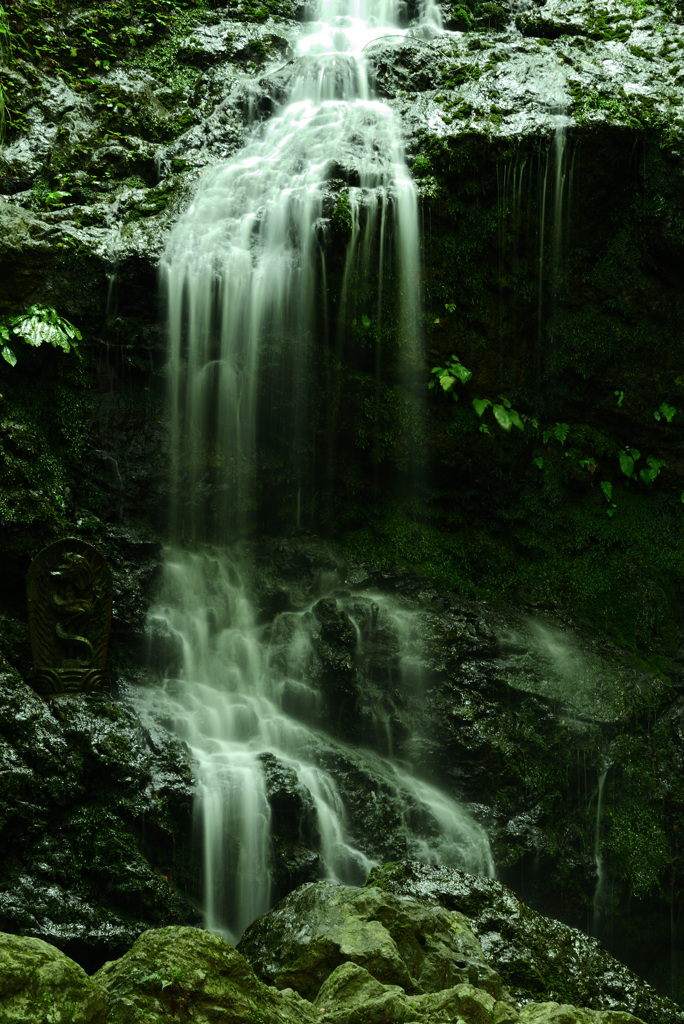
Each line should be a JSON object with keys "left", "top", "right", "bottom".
{"left": 26, "top": 538, "right": 113, "bottom": 696}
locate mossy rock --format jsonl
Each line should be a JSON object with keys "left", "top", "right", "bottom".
{"left": 94, "top": 926, "right": 318, "bottom": 1024}
{"left": 366, "top": 862, "right": 683, "bottom": 1024}
{"left": 237, "top": 880, "right": 505, "bottom": 1001}
{"left": 0, "top": 932, "right": 108, "bottom": 1024}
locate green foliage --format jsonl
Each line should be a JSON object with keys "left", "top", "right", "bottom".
{"left": 618, "top": 449, "right": 667, "bottom": 487}
{"left": 653, "top": 402, "right": 677, "bottom": 422}
{"left": 543, "top": 422, "right": 569, "bottom": 446}
{"left": 473, "top": 396, "right": 524, "bottom": 431}
{"left": 0, "top": 0, "right": 205, "bottom": 115}
{"left": 600, "top": 480, "right": 617, "bottom": 516}
{"left": 1, "top": 305, "right": 82, "bottom": 367}
{"left": 331, "top": 191, "right": 352, "bottom": 237}
{"left": 429, "top": 355, "right": 472, "bottom": 398}
{"left": 430, "top": 354, "right": 526, "bottom": 432}
{"left": 618, "top": 448, "right": 640, "bottom": 478}
{"left": 0, "top": 3, "right": 11, "bottom": 143}
{"left": 639, "top": 455, "right": 666, "bottom": 486}
{"left": 602, "top": 737, "right": 673, "bottom": 900}
{"left": 141, "top": 966, "right": 191, "bottom": 1018}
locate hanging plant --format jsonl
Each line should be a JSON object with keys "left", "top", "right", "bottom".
{"left": 1, "top": 305, "right": 82, "bottom": 367}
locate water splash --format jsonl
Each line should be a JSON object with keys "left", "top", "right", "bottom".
{"left": 138, "top": 548, "right": 494, "bottom": 941}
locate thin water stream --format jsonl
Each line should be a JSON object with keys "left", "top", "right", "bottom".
{"left": 138, "top": 0, "right": 495, "bottom": 943}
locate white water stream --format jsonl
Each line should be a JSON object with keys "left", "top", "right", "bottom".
{"left": 141, "top": 0, "right": 494, "bottom": 943}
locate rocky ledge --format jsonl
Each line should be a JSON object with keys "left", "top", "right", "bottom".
{"left": 1, "top": 864, "right": 682, "bottom": 1024}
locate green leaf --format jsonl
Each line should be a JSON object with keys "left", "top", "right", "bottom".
{"left": 658, "top": 402, "right": 676, "bottom": 423}
{"left": 618, "top": 451, "right": 634, "bottom": 478}
{"left": 600, "top": 480, "right": 613, "bottom": 502}
{"left": 630, "top": 448, "right": 640, "bottom": 461}
{"left": 534, "top": 456, "right": 544, "bottom": 469}
{"left": 361, "top": 314, "right": 371, "bottom": 328}
{"left": 553, "top": 422, "right": 570, "bottom": 445}
{"left": 1, "top": 344, "right": 17, "bottom": 367}
{"left": 639, "top": 455, "right": 666, "bottom": 486}
{"left": 439, "top": 373, "right": 456, "bottom": 392}
{"left": 493, "top": 404, "right": 513, "bottom": 431}
{"left": 472, "top": 398, "right": 491, "bottom": 417}
{"left": 449, "top": 361, "right": 472, "bottom": 385}
{"left": 508, "top": 408, "right": 524, "bottom": 431}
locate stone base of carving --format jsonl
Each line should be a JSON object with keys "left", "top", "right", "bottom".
{"left": 33, "top": 669, "right": 104, "bottom": 697}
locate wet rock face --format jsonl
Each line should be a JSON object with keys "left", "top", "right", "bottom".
{"left": 0, "top": 658, "right": 199, "bottom": 969}
{"left": 366, "top": 862, "right": 684, "bottom": 1024}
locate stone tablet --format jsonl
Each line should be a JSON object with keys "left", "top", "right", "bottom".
{"left": 26, "top": 538, "right": 113, "bottom": 696}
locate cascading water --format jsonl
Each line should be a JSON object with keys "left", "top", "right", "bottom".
{"left": 138, "top": 0, "right": 495, "bottom": 943}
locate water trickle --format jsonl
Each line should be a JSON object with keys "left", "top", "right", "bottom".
{"left": 142, "top": 0, "right": 494, "bottom": 943}
{"left": 591, "top": 762, "right": 610, "bottom": 937}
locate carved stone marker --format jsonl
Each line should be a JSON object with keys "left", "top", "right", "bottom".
{"left": 27, "top": 539, "right": 113, "bottom": 697}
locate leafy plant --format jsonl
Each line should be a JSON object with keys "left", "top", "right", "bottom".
{"left": 653, "top": 402, "right": 676, "bottom": 423}
{"left": 618, "top": 448, "right": 640, "bottom": 478}
{"left": 473, "top": 395, "right": 524, "bottom": 432}
{"left": 619, "top": 449, "right": 666, "bottom": 487}
{"left": 614, "top": 389, "right": 624, "bottom": 407}
{"left": 0, "top": 2, "right": 13, "bottom": 143}
{"left": 543, "top": 422, "right": 570, "bottom": 446}
{"left": 44, "top": 189, "right": 72, "bottom": 210}
{"left": 429, "top": 355, "right": 472, "bottom": 398}
{"left": 639, "top": 455, "right": 666, "bottom": 486}
{"left": 142, "top": 967, "right": 191, "bottom": 1022}
{"left": 1, "top": 305, "right": 82, "bottom": 367}
{"left": 600, "top": 480, "right": 617, "bottom": 517}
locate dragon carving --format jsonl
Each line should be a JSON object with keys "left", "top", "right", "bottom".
{"left": 27, "top": 539, "right": 113, "bottom": 697}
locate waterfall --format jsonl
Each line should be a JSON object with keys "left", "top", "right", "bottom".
{"left": 162, "top": 0, "right": 428, "bottom": 540}
{"left": 138, "top": 0, "right": 494, "bottom": 943}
